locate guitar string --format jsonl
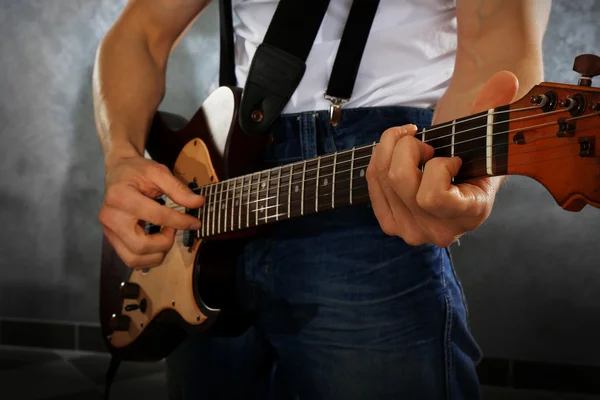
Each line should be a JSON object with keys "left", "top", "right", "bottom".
{"left": 174, "top": 147, "right": 587, "bottom": 238}
{"left": 193, "top": 138, "right": 593, "bottom": 220}
{"left": 173, "top": 110, "right": 596, "bottom": 208}
{"left": 411, "top": 104, "right": 541, "bottom": 137}
{"left": 168, "top": 138, "right": 597, "bottom": 222}
{"left": 197, "top": 131, "right": 598, "bottom": 214}
{"left": 164, "top": 120, "right": 598, "bottom": 213}
{"left": 170, "top": 137, "right": 595, "bottom": 236}
{"left": 169, "top": 114, "right": 562, "bottom": 211}
{"left": 187, "top": 105, "right": 585, "bottom": 194}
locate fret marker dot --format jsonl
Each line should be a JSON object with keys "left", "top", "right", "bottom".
{"left": 323, "top": 178, "right": 328, "bottom": 186}
{"left": 360, "top": 169, "right": 365, "bottom": 177}
{"left": 261, "top": 182, "right": 266, "bottom": 189}
{"left": 235, "top": 200, "right": 239, "bottom": 206}
{"left": 221, "top": 204, "right": 225, "bottom": 210}
{"left": 295, "top": 185, "right": 299, "bottom": 193}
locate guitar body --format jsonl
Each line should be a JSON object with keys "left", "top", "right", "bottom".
{"left": 99, "top": 87, "right": 267, "bottom": 361}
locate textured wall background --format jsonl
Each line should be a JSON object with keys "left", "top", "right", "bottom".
{"left": 0, "top": 0, "right": 598, "bottom": 366}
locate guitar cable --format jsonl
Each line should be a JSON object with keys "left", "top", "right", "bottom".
{"left": 103, "top": 356, "right": 121, "bottom": 400}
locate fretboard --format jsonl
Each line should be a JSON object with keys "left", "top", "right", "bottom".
{"left": 195, "top": 105, "right": 510, "bottom": 238}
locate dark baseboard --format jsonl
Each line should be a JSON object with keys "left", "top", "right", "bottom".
{"left": 1, "top": 318, "right": 599, "bottom": 394}
{"left": 0, "top": 318, "right": 106, "bottom": 354}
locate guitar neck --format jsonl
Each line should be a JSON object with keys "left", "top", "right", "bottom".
{"left": 196, "top": 104, "right": 511, "bottom": 238}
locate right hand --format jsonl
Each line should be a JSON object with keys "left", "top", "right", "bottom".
{"left": 99, "top": 156, "right": 204, "bottom": 269}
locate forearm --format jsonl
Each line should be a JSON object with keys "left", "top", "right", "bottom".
{"left": 92, "top": 26, "right": 167, "bottom": 167}
{"left": 433, "top": 0, "right": 551, "bottom": 125}
{"left": 93, "top": 0, "right": 209, "bottom": 168}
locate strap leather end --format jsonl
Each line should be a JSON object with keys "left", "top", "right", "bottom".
{"left": 239, "top": 44, "right": 306, "bottom": 136}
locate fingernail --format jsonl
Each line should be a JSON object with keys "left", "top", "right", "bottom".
{"left": 191, "top": 221, "right": 201, "bottom": 230}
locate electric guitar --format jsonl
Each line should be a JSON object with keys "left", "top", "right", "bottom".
{"left": 99, "top": 54, "right": 600, "bottom": 361}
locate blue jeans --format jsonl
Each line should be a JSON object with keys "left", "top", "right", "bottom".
{"left": 166, "top": 106, "right": 483, "bottom": 399}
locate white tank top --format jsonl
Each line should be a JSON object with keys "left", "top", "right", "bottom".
{"left": 232, "top": 0, "right": 457, "bottom": 114}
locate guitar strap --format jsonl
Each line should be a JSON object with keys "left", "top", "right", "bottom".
{"left": 225, "top": 0, "right": 380, "bottom": 135}
{"left": 219, "top": 0, "right": 236, "bottom": 86}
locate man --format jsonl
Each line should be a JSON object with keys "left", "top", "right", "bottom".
{"left": 93, "top": 0, "right": 551, "bottom": 398}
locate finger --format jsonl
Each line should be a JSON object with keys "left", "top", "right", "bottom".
{"left": 471, "top": 70, "right": 519, "bottom": 114}
{"left": 104, "top": 227, "right": 167, "bottom": 269}
{"left": 373, "top": 124, "right": 418, "bottom": 174}
{"left": 417, "top": 157, "right": 488, "bottom": 219}
{"left": 107, "top": 184, "right": 202, "bottom": 230}
{"left": 379, "top": 177, "right": 425, "bottom": 245}
{"left": 366, "top": 165, "right": 397, "bottom": 236}
{"left": 386, "top": 135, "right": 434, "bottom": 203}
{"left": 99, "top": 205, "right": 176, "bottom": 255}
{"left": 148, "top": 163, "right": 205, "bottom": 209}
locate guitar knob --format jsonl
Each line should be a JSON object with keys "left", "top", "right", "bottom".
{"left": 573, "top": 54, "right": 600, "bottom": 87}
{"left": 120, "top": 282, "right": 140, "bottom": 299}
{"left": 109, "top": 314, "right": 131, "bottom": 332}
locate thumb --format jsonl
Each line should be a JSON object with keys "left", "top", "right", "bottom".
{"left": 471, "top": 70, "right": 519, "bottom": 114}
{"left": 151, "top": 165, "right": 205, "bottom": 209}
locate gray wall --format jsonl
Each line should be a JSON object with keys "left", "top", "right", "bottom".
{"left": 0, "top": 0, "right": 598, "bottom": 366}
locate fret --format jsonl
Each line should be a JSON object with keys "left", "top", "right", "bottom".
{"left": 350, "top": 147, "right": 355, "bottom": 205}
{"left": 230, "top": 179, "right": 236, "bottom": 232}
{"left": 300, "top": 160, "right": 307, "bottom": 216}
{"left": 334, "top": 149, "right": 353, "bottom": 209}
{"left": 238, "top": 176, "right": 244, "bottom": 230}
{"left": 492, "top": 105, "right": 510, "bottom": 175}
{"left": 331, "top": 152, "right": 337, "bottom": 209}
{"left": 211, "top": 183, "right": 218, "bottom": 235}
{"left": 262, "top": 170, "right": 271, "bottom": 223}
{"left": 255, "top": 173, "right": 261, "bottom": 226}
{"left": 429, "top": 122, "right": 453, "bottom": 159}
{"left": 287, "top": 164, "right": 293, "bottom": 218}
{"left": 420, "top": 128, "right": 427, "bottom": 172}
{"left": 451, "top": 121, "right": 456, "bottom": 183}
{"left": 487, "top": 109, "right": 494, "bottom": 175}
{"left": 246, "top": 174, "right": 252, "bottom": 228}
{"left": 206, "top": 184, "right": 212, "bottom": 236}
{"left": 351, "top": 145, "right": 372, "bottom": 203}
{"left": 224, "top": 180, "right": 230, "bottom": 233}
{"left": 276, "top": 168, "right": 281, "bottom": 221}
{"left": 452, "top": 110, "right": 489, "bottom": 181}
{"left": 289, "top": 163, "right": 303, "bottom": 219}
{"left": 218, "top": 182, "right": 224, "bottom": 234}
{"left": 314, "top": 154, "right": 334, "bottom": 212}
{"left": 451, "top": 121, "right": 456, "bottom": 157}
{"left": 201, "top": 185, "right": 207, "bottom": 238}
{"left": 315, "top": 157, "right": 321, "bottom": 213}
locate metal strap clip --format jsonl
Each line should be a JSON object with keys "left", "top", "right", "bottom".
{"left": 324, "top": 93, "right": 349, "bottom": 127}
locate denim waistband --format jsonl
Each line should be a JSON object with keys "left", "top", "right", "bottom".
{"left": 261, "top": 105, "right": 435, "bottom": 164}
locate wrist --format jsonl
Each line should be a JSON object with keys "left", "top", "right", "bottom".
{"left": 104, "top": 142, "right": 143, "bottom": 169}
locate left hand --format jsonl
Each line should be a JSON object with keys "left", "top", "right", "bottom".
{"left": 366, "top": 71, "right": 519, "bottom": 247}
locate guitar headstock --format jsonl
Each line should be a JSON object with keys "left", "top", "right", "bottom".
{"left": 506, "top": 54, "right": 600, "bottom": 211}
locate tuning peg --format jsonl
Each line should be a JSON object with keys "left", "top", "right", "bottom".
{"left": 573, "top": 54, "right": 600, "bottom": 86}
